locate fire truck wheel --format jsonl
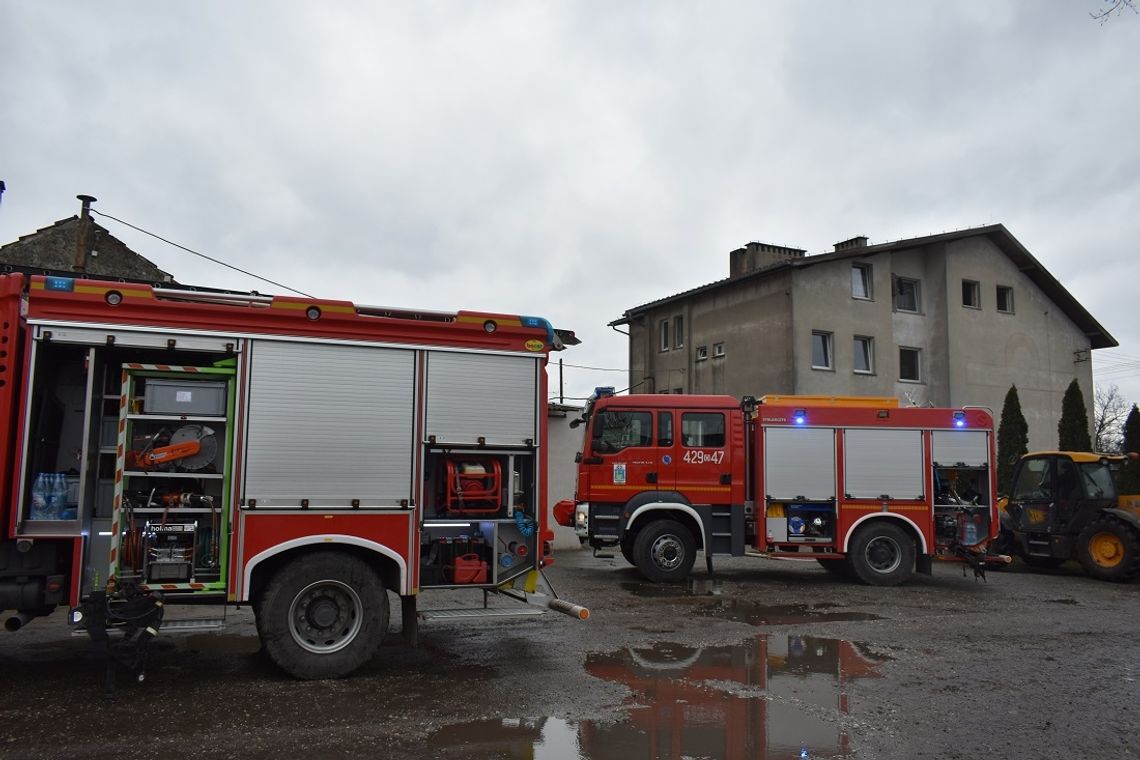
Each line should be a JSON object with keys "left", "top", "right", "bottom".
{"left": 632, "top": 519, "right": 696, "bottom": 583}
{"left": 848, "top": 522, "right": 915, "bottom": 586}
{"left": 258, "top": 552, "right": 389, "bottom": 679}
{"left": 1076, "top": 517, "right": 1140, "bottom": 582}
{"left": 619, "top": 535, "right": 636, "bottom": 565}
{"left": 816, "top": 557, "right": 854, "bottom": 578}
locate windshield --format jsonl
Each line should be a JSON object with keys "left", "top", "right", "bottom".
{"left": 1079, "top": 463, "right": 1116, "bottom": 499}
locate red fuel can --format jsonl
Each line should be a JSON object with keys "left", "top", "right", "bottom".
{"left": 447, "top": 553, "right": 489, "bottom": 584}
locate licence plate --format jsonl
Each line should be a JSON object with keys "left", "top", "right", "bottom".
{"left": 1026, "top": 507, "right": 1047, "bottom": 524}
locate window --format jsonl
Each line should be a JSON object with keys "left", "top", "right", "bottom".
{"left": 895, "top": 277, "right": 921, "bottom": 313}
{"left": 996, "top": 285, "right": 1014, "bottom": 313}
{"left": 672, "top": 387, "right": 683, "bottom": 395}
{"left": 962, "top": 279, "right": 980, "bottom": 308}
{"left": 681, "top": 412, "right": 725, "bottom": 448}
{"left": 696, "top": 346, "right": 708, "bottom": 362}
{"left": 673, "top": 315, "right": 684, "bottom": 348}
{"left": 851, "top": 263, "right": 872, "bottom": 300}
{"left": 811, "top": 331, "right": 833, "bottom": 370}
{"left": 713, "top": 342, "right": 725, "bottom": 358}
{"left": 853, "top": 335, "right": 874, "bottom": 374}
{"left": 899, "top": 347, "right": 922, "bottom": 382}
{"left": 659, "top": 320, "right": 670, "bottom": 351}
{"left": 592, "top": 410, "right": 652, "bottom": 453}
{"left": 657, "top": 412, "right": 674, "bottom": 447}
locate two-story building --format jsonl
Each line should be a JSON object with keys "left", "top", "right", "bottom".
{"left": 613, "top": 224, "right": 1115, "bottom": 450}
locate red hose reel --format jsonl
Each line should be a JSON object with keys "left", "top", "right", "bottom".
{"left": 443, "top": 458, "right": 503, "bottom": 515}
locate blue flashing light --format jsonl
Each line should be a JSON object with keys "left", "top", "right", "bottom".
{"left": 952, "top": 411, "right": 967, "bottom": 428}
{"left": 793, "top": 408, "right": 807, "bottom": 425}
{"left": 44, "top": 277, "right": 75, "bottom": 292}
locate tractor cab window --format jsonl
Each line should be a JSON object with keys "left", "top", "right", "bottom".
{"left": 1056, "top": 458, "right": 1081, "bottom": 501}
{"left": 1011, "top": 457, "right": 1052, "bottom": 501}
{"left": 1079, "top": 462, "right": 1116, "bottom": 499}
{"left": 591, "top": 410, "right": 652, "bottom": 454}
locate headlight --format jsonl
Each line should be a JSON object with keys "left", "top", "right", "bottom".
{"left": 575, "top": 506, "right": 588, "bottom": 526}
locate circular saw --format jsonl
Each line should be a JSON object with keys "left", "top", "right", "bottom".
{"left": 128, "top": 424, "right": 218, "bottom": 471}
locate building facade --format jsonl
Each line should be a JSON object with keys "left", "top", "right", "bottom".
{"left": 614, "top": 225, "right": 1115, "bottom": 450}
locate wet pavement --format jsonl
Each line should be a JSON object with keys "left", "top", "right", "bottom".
{"left": 1, "top": 551, "right": 1138, "bottom": 759}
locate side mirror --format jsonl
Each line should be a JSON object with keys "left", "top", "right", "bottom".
{"left": 569, "top": 418, "right": 582, "bottom": 429}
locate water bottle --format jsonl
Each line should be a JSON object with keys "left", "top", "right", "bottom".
{"left": 44, "top": 473, "right": 65, "bottom": 520}
{"left": 30, "top": 473, "right": 49, "bottom": 520}
{"left": 964, "top": 519, "right": 978, "bottom": 545}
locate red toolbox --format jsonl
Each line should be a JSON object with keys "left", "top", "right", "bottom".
{"left": 446, "top": 553, "right": 489, "bottom": 584}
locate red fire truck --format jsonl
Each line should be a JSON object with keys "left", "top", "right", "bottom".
{"left": 0, "top": 272, "right": 586, "bottom": 681}
{"left": 556, "top": 390, "right": 1002, "bottom": 586}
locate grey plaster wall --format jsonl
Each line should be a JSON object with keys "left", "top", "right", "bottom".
{"left": 942, "top": 237, "right": 1093, "bottom": 450}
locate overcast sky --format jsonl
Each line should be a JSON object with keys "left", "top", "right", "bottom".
{"left": 2, "top": 2, "right": 1138, "bottom": 415}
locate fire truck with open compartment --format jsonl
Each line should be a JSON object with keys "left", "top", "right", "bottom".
{"left": 555, "top": 390, "right": 1003, "bottom": 586}
{"left": 0, "top": 271, "right": 586, "bottom": 682}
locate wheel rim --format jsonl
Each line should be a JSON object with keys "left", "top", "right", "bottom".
{"left": 863, "top": 535, "right": 903, "bottom": 574}
{"left": 288, "top": 579, "right": 363, "bottom": 654}
{"left": 650, "top": 534, "right": 685, "bottom": 571}
{"left": 1088, "top": 532, "right": 1124, "bottom": 568}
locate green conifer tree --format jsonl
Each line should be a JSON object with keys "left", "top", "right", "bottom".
{"left": 1118, "top": 404, "right": 1140, "bottom": 494}
{"left": 997, "top": 385, "right": 1029, "bottom": 494}
{"left": 1057, "top": 378, "right": 1092, "bottom": 452}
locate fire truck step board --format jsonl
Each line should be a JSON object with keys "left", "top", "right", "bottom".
{"left": 419, "top": 607, "right": 547, "bottom": 621}
{"left": 161, "top": 618, "right": 227, "bottom": 632}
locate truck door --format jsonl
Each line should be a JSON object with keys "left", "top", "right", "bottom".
{"left": 583, "top": 407, "right": 657, "bottom": 503}
{"left": 675, "top": 410, "right": 734, "bottom": 505}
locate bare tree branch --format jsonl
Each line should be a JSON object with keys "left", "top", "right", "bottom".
{"left": 1091, "top": 0, "right": 1137, "bottom": 23}
{"left": 1094, "top": 383, "right": 1128, "bottom": 452}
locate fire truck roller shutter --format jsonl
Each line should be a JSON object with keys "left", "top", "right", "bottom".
{"left": 424, "top": 351, "right": 539, "bottom": 446}
{"left": 243, "top": 341, "right": 415, "bottom": 508}
{"left": 842, "top": 429, "right": 924, "bottom": 500}
{"left": 931, "top": 430, "right": 989, "bottom": 468}
{"left": 764, "top": 427, "right": 836, "bottom": 500}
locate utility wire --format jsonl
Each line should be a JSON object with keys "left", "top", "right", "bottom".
{"left": 91, "top": 208, "right": 313, "bottom": 297}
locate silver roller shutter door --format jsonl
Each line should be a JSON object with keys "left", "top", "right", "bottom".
{"left": 932, "top": 430, "right": 989, "bottom": 467}
{"left": 843, "top": 429, "right": 924, "bottom": 500}
{"left": 764, "top": 427, "right": 836, "bottom": 500}
{"left": 243, "top": 340, "right": 415, "bottom": 507}
{"left": 425, "top": 352, "right": 539, "bottom": 445}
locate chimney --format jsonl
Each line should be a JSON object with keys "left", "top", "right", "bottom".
{"left": 73, "top": 194, "right": 97, "bottom": 272}
{"left": 729, "top": 241, "right": 806, "bottom": 278}
{"left": 833, "top": 236, "right": 868, "bottom": 252}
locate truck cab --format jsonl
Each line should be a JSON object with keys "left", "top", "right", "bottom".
{"left": 567, "top": 391, "right": 746, "bottom": 581}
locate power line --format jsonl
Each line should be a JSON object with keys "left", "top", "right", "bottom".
{"left": 90, "top": 208, "right": 313, "bottom": 297}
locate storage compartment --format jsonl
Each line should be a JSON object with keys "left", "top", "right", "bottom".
{"left": 786, "top": 503, "right": 835, "bottom": 542}
{"left": 143, "top": 378, "right": 227, "bottom": 416}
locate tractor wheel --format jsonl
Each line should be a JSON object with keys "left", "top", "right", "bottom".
{"left": 1076, "top": 516, "right": 1140, "bottom": 582}
{"left": 258, "top": 551, "right": 388, "bottom": 679}
{"left": 632, "top": 519, "right": 696, "bottom": 583}
{"left": 848, "top": 521, "right": 916, "bottom": 587}
{"left": 816, "top": 557, "right": 855, "bottom": 579}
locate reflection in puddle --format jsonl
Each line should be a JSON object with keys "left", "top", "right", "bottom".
{"left": 695, "top": 600, "right": 883, "bottom": 626}
{"left": 428, "top": 634, "right": 888, "bottom": 759}
{"left": 621, "top": 578, "right": 725, "bottom": 598}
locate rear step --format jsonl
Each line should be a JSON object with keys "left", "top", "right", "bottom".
{"left": 419, "top": 607, "right": 547, "bottom": 621}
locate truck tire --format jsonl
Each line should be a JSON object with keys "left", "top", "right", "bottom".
{"left": 1076, "top": 516, "right": 1140, "bottom": 582}
{"left": 848, "top": 521, "right": 915, "bottom": 587}
{"left": 633, "top": 519, "right": 696, "bottom": 583}
{"left": 258, "top": 551, "right": 389, "bottom": 679}
{"left": 816, "top": 557, "right": 855, "bottom": 579}
{"left": 619, "top": 534, "right": 636, "bottom": 566}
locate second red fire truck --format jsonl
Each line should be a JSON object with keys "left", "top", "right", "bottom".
{"left": 556, "top": 390, "right": 1002, "bottom": 586}
{"left": 0, "top": 272, "right": 586, "bottom": 683}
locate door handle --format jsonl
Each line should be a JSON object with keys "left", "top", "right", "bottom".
{"left": 646, "top": 472, "right": 658, "bottom": 484}
{"left": 720, "top": 473, "right": 732, "bottom": 485}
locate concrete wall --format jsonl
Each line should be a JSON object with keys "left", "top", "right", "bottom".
{"left": 632, "top": 270, "right": 795, "bottom": 396}
{"left": 942, "top": 236, "right": 1094, "bottom": 450}
{"left": 625, "top": 233, "right": 1098, "bottom": 452}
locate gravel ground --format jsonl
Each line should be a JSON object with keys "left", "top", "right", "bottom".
{"left": 1, "top": 549, "right": 1137, "bottom": 759}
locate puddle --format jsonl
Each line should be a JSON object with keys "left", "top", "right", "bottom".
{"left": 695, "top": 600, "right": 883, "bottom": 626}
{"left": 428, "top": 634, "right": 889, "bottom": 759}
{"left": 621, "top": 578, "right": 725, "bottom": 597}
